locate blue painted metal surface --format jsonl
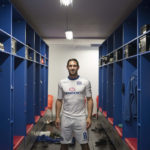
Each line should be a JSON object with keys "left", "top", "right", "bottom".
{"left": 27, "top": 61, "right": 35, "bottom": 124}
{"left": 107, "top": 64, "right": 114, "bottom": 118}
{"left": 0, "top": 1, "right": 49, "bottom": 149}
{"left": 99, "top": 1, "right": 150, "bottom": 149}
{"left": 0, "top": 52, "right": 12, "bottom": 150}
{"left": 113, "top": 62, "right": 122, "bottom": 126}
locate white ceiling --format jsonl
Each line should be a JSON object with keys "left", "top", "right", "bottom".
{"left": 11, "top": 0, "right": 141, "bottom": 43}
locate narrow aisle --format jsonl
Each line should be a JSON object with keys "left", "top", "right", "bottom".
{"left": 31, "top": 114, "right": 117, "bottom": 150}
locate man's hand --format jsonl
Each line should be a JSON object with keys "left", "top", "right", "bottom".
{"left": 86, "top": 117, "right": 92, "bottom": 129}
{"left": 55, "top": 117, "right": 61, "bottom": 129}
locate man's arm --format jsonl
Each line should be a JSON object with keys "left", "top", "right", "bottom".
{"left": 55, "top": 99, "right": 62, "bottom": 128}
{"left": 86, "top": 97, "right": 93, "bottom": 129}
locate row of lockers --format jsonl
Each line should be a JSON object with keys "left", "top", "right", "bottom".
{"left": 99, "top": 0, "right": 150, "bottom": 150}
{"left": 0, "top": 0, "right": 49, "bottom": 149}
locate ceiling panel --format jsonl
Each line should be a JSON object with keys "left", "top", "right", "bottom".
{"left": 11, "top": 0, "right": 141, "bottom": 39}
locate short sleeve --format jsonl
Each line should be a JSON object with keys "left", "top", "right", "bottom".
{"left": 57, "top": 82, "right": 64, "bottom": 100}
{"left": 85, "top": 80, "right": 92, "bottom": 98}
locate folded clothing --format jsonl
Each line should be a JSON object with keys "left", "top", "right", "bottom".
{"left": 36, "top": 135, "right": 63, "bottom": 143}
{"left": 50, "top": 132, "right": 61, "bottom": 139}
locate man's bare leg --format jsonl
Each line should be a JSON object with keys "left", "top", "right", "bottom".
{"left": 60, "top": 144, "right": 68, "bottom": 150}
{"left": 81, "top": 143, "right": 90, "bottom": 150}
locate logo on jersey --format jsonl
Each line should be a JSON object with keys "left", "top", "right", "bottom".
{"left": 83, "top": 132, "right": 87, "bottom": 140}
{"left": 65, "top": 87, "right": 80, "bottom": 95}
{"left": 69, "top": 87, "right": 76, "bottom": 92}
{"left": 77, "top": 81, "right": 82, "bottom": 85}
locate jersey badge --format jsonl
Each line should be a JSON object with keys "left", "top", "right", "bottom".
{"left": 77, "top": 81, "right": 82, "bottom": 85}
{"left": 83, "top": 132, "right": 87, "bottom": 140}
{"left": 69, "top": 87, "right": 76, "bottom": 92}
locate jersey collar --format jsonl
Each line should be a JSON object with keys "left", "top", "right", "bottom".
{"left": 68, "top": 75, "right": 80, "bottom": 80}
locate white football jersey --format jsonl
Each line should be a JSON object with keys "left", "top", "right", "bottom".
{"left": 57, "top": 76, "right": 92, "bottom": 118}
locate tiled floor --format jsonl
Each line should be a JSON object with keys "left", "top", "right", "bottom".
{"left": 31, "top": 118, "right": 116, "bottom": 150}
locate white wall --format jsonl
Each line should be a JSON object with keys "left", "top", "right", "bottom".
{"left": 46, "top": 42, "right": 99, "bottom": 115}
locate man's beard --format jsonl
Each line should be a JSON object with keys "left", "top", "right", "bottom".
{"left": 69, "top": 70, "right": 77, "bottom": 76}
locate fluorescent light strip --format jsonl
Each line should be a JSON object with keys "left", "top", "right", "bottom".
{"left": 65, "top": 31, "right": 73, "bottom": 40}
{"left": 60, "top": 0, "right": 73, "bottom": 6}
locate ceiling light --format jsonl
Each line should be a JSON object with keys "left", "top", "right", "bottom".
{"left": 65, "top": 30, "right": 73, "bottom": 40}
{"left": 60, "top": 0, "right": 73, "bottom": 6}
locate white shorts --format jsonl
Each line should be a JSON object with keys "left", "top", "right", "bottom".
{"left": 60, "top": 115, "right": 88, "bottom": 144}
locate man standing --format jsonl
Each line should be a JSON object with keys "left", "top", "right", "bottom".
{"left": 55, "top": 58, "right": 93, "bottom": 150}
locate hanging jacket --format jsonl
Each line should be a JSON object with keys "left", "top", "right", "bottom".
{"left": 124, "top": 70, "right": 137, "bottom": 122}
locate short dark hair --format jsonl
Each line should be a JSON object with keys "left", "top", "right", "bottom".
{"left": 67, "top": 58, "right": 79, "bottom": 67}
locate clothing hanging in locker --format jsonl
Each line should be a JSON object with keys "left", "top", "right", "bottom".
{"left": 124, "top": 70, "right": 137, "bottom": 122}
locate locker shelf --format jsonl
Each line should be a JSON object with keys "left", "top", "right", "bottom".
{"left": 0, "top": 29, "right": 11, "bottom": 52}
{"left": 102, "top": 111, "right": 107, "bottom": 118}
{"left": 99, "top": 107, "right": 102, "bottom": 112}
{"left": 125, "top": 138, "right": 137, "bottom": 150}
{"left": 115, "top": 125, "right": 123, "bottom": 138}
{"left": 113, "top": 48, "right": 123, "bottom": 62}
{"left": 108, "top": 117, "right": 113, "bottom": 125}
{"left": 140, "top": 48, "right": 150, "bottom": 56}
{"left": 12, "top": 38, "right": 25, "bottom": 57}
{"left": 40, "top": 56, "right": 45, "bottom": 65}
{"left": 26, "top": 124, "right": 34, "bottom": 134}
{"left": 27, "top": 47, "right": 34, "bottom": 61}
{"left": 40, "top": 110, "right": 46, "bottom": 117}
{"left": 124, "top": 55, "right": 137, "bottom": 61}
{"left": 35, "top": 116, "right": 40, "bottom": 123}
{"left": 45, "top": 107, "right": 48, "bottom": 110}
{"left": 138, "top": 1, "right": 150, "bottom": 36}
{"left": 13, "top": 136, "right": 24, "bottom": 150}
{"left": 124, "top": 40, "right": 137, "bottom": 59}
